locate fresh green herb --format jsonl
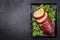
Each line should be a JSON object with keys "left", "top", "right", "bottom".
{"left": 32, "top": 22, "right": 37, "bottom": 26}
{"left": 32, "top": 17, "right": 36, "bottom": 22}
{"left": 32, "top": 30, "right": 43, "bottom": 36}
{"left": 33, "top": 25, "right": 40, "bottom": 31}
{"left": 32, "top": 17, "right": 43, "bottom": 36}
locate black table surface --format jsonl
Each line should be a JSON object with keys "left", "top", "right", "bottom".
{"left": 0, "top": 0, "right": 60, "bottom": 40}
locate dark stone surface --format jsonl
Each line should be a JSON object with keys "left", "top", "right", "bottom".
{"left": 0, "top": 0, "right": 60, "bottom": 40}
{"left": 0, "top": 0, "right": 31, "bottom": 40}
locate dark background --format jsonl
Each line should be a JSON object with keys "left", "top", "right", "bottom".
{"left": 0, "top": 0, "right": 60, "bottom": 40}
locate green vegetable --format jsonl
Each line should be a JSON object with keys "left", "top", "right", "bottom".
{"left": 32, "top": 22, "right": 37, "bottom": 26}
{"left": 39, "top": 33, "right": 43, "bottom": 36}
{"left": 32, "top": 17, "right": 43, "bottom": 36}
{"left": 34, "top": 7, "right": 40, "bottom": 11}
{"left": 32, "top": 22, "right": 40, "bottom": 31}
{"left": 39, "top": 4, "right": 44, "bottom": 8}
{"left": 44, "top": 5, "right": 50, "bottom": 12}
{"left": 32, "top": 30, "right": 43, "bottom": 36}
{"left": 33, "top": 26, "right": 40, "bottom": 31}
{"left": 39, "top": 30, "right": 43, "bottom": 34}
{"left": 32, "top": 17, "right": 36, "bottom": 22}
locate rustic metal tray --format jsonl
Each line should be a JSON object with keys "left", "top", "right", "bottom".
{"left": 30, "top": 3, "right": 57, "bottom": 38}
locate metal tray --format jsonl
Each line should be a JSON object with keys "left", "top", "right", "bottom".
{"left": 30, "top": 3, "right": 57, "bottom": 38}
